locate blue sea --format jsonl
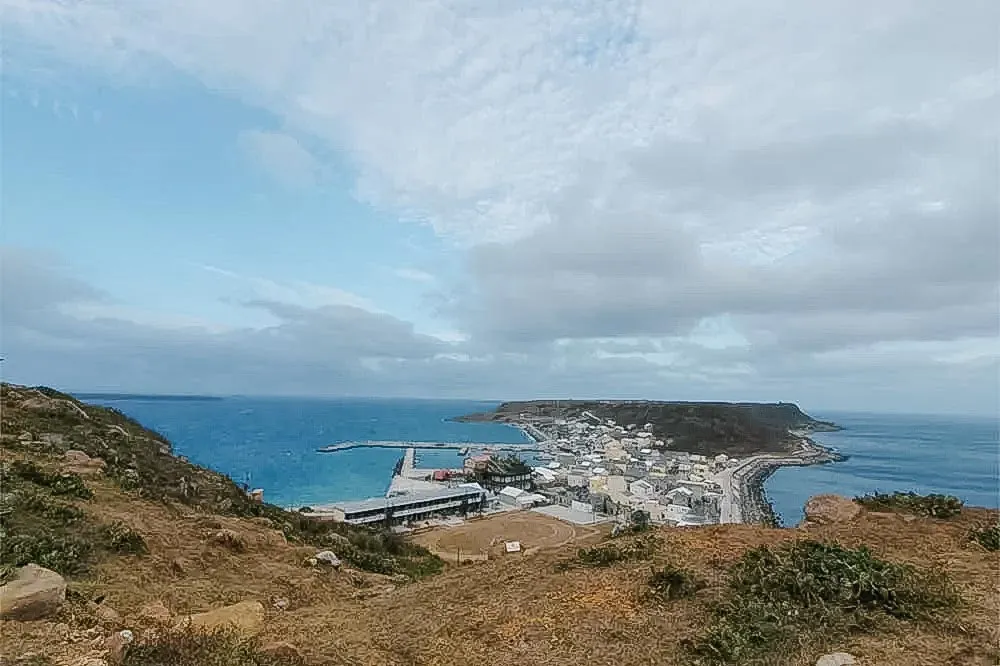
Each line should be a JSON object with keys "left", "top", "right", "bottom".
{"left": 82, "top": 396, "right": 530, "bottom": 508}
{"left": 81, "top": 396, "right": 998, "bottom": 519}
{"left": 766, "top": 411, "right": 999, "bottom": 525}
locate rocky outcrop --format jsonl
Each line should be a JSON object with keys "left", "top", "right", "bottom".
{"left": 261, "top": 642, "right": 303, "bottom": 661}
{"left": 0, "top": 564, "right": 67, "bottom": 621}
{"left": 314, "top": 550, "right": 342, "bottom": 568}
{"left": 183, "top": 600, "right": 265, "bottom": 635}
{"left": 801, "top": 495, "right": 863, "bottom": 526}
{"left": 816, "top": 653, "right": 856, "bottom": 666}
{"left": 64, "top": 450, "right": 108, "bottom": 476}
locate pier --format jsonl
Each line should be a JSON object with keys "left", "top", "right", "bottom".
{"left": 316, "top": 440, "right": 544, "bottom": 454}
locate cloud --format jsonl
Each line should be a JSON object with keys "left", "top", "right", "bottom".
{"left": 237, "top": 129, "right": 322, "bottom": 188}
{"left": 200, "top": 264, "right": 377, "bottom": 312}
{"left": 392, "top": 268, "right": 435, "bottom": 284}
{"left": 2, "top": 1, "right": 998, "bottom": 414}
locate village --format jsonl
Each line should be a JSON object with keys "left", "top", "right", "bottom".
{"left": 315, "top": 409, "right": 752, "bottom": 532}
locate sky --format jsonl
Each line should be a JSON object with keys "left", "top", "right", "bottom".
{"left": 1, "top": 0, "right": 998, "bottom": 416}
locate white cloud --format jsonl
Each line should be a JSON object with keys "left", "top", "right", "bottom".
{"left": 200, "top": 264, "right": 378, "bottom": 313}
{"left": 237, "top": 129, "right": 322, "bottom": 188}
{"left": 392, "top": 268, "right": 435, "bottom": 284}
{"left": 3, "top": 1, "right": 998, "bottom": 413}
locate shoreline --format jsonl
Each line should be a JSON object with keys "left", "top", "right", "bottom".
{"left": 735, "top": 437, "right": 847, "bottom": 525}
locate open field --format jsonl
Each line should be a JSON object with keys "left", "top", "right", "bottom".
{"left": 411, "top": 510, "right": 608, "bottom": 560}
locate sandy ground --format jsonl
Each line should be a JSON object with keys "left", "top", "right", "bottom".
{"left": 411, "top": 510, "right": 606, "bottom": 557}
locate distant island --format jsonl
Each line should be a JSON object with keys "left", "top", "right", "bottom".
{"left": 455, "top": 399, "right": 842, "bottom": 458}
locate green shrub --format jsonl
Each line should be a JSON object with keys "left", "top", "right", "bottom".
{"left": 6, "top": 461, "right": 92, "bottom": 499}
{"left": 123, "top": 627, "right": 303, "bottom": 666}
{"left": 576, "top": 536, "right": 659, "bottom": 567}
{"left": 646, "top": 564, "right": 703, "bottom": 601}
{"left": 855, "top": 491, "right": 963, "bottom": 518}
{"left": 689, "top": 540, "right": 959, "bottom": 664}
{"left": 13, "top": 489, "right": 85, "bottom": 525}
{"left": 104, "top": 521, "right": 148, "bottom": 555}
{"left": 0, "top": 529, "right": 93, "bottom": 575}
{"left": 968, "top": 522, "right": 1000, "bottom": 551}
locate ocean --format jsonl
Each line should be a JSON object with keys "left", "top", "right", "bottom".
{"left": 766, "top": 411, "right": 999, "bottom": 525}
{"left": 82, "top": 395, "right": 530, "bottom": 508}
{"left": 82, "top": 396, "right": 998, "bottom": 519}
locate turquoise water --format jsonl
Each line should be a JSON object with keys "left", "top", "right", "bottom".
{"left": 83, "top": 396, "right": 530, "bottom": 508}
{"left": 82, "top": 396, "right": 998, "bottom": 520}
{"left": 766, "top": 411, "right": 999, "bottom": 525}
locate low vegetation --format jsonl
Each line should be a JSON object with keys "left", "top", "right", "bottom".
{"left": 645, "top": 564, "right": 703, "bottom": 601}
{"left": 573, "top": 535, "right": 660, "bottom": 568}
{"left": 689, "top": 540, "right": 959, "bottom": 664}
{"left": 855, "top": 491, "right": 964, "bottom": 518}
{"left": 0, "top": 384, "right": 443, "bottom": 580}
{"left": 968, "top": 521, "right": 1000, "bottom": 551}
{"left": 122, "top": 627, "right": 303, "bottom": 666}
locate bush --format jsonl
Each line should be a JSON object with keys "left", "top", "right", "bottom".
{"left": 0, "top": 530, "right": 93, "bottom": 575}
{"left": 123, "top": 627, "right": 303, "bottom": 666}
{"left": 855, "top": 491, "right": 963, "bottom": 518}
{"left": 968, "top": 522, "right": 1000, "bottom": 551}
{"left": 647, "top": 564, "right": 703, "bottom": 601}
{"left": 689, "top": 540, "right": 959, "bottom": 664}
{"left": 6, "top": 461, "right": 92, "bottom": 499}
{"left": 104, "top": 521, "right": 148, "bottom": 555}
{"left": 13, "top": 490, "right": 85, "bottom": 525}
{"left": 576, "top": 536, "right": 659, "bottom": 567}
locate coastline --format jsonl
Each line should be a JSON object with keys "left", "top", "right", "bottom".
{"left": 734, "top": 437, "right": 847, "bottom": 525}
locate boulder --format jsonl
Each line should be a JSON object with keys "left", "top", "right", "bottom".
{"left": 260, "top": 642, "right": 303, "bottom": 661}
{"left": 137, "top": 600, "right": 173, "bottom": 625}
{"left": 209, "top": 529, "right": 247, "bottom": 552}
{"left": 18, "top": 432, "right": 34, "bottom": 442}
{"left": 104, "top": 629, "right": 134, "bottom": 664}
{"left": 323, "top": 533, "right": 351, "bottom": 549}
{"left": 0, "top": 564, "right": 67, "bottom": 621}
{"left": 64, "top": 450, "right": 107, "bottom": 476}
{"left": 314, "top": 550, "right": 342, "bottom": 568}
{"left": 183, "top": 601, "right": 265, "bottom": 636}
{"left": 816, "top": 653, "right": 857, "bottom": 666}
{"left": 801, "top": 495, "right": 862, "bottom": 526}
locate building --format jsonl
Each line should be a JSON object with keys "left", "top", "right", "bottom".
{"left": 477, "top": 455, "right": 533, "bottom": 492}
{"left": 328, "top": 484, "right": 487, "bottom": 526}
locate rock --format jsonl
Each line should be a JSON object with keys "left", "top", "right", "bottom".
{"left": 314, "top": 550, "right": 342, "bottom": 568}
{"left": 183, "top": 601, "right": 265, "bottom": 636}
{"left": 802, "top": 495, "right": 862, "bottom": 526}
{"left": 0, "top": 564, "right": 67, "bottom": 621}
{"left": 304, "top": 557, "right": 319, "bottom": 567}
{"left": 816, "top": 653, "right": 857, "bottom": 666}
{"left": 390, "top": 574, "right": 411, "bottom": 585}
{"left": 104, "top": 629, "right": 134, "bottom": 664}
{"left": 323, "top": 533, "right": 351, "bottom": 549}
{"left": 260, "top": 642, "right": 302, "bottom": 661}
{"left": 137, "top": 600, "right": 173, "bottom": 625}
{"left": 270, "top": 596, "right": 290, "bottom": 611}
{"left": 170, "top": 557, "right": 188, "bottom": 575}
{"left": 87, "top": 600, "right": 123, "bottom": 625}
{"left": 64, "top": 450, "right": 107, "bottom": 476}
{"left": 209, "top": 529, "right": 247, "bottom": 552}
{"left": 18, "top": 431, "right": 34, "bottom": 442}
{"left": 39, "top": 432, "right": 66, "bottom": 445}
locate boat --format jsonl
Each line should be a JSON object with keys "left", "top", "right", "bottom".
{"left": 458, "top": 446, "right": 469, "bottom": 455}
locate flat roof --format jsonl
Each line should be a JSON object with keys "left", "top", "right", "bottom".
{"left": 334, "top": 485, "right": 486, "bottom": 515}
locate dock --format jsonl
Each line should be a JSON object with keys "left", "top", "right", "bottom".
{"left": 316, "top": 440, "right": 543, "bottom": 454}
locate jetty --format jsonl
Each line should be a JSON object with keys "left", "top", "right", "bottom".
{"left": 316, "top": 440, "right": 543, "bottom": 454}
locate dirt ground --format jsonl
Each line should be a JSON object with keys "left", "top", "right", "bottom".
{"left": 410, "top": 510, "right": 606, "bottom": 559}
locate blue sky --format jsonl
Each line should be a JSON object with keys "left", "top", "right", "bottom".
{"left": 1, "top": 1, "right": 997, "bottom": 415}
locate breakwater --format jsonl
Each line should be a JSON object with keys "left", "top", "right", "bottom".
{"left": 737, "top": 440, "right": 846, "bottom": 525}
{"left": 317, "top": 440, "right": 543, "bottom": 454}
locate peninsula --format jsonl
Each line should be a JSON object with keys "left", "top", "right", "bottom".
{"left": 454, "top": 400, "right": 845, "bottom": 526}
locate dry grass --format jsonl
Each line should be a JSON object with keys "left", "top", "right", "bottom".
{"left": 2, "top": 384, "right": 998, "bottom": 665}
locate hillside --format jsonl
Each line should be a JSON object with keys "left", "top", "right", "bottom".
{"left": 458, "top": 400, "right": 841, "bottom": 456}
{"left": 1, "top": 384, "right": 998, "bottom": 666}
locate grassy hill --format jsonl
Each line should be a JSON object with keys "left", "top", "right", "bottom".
{"left": 1, "top": 384, "right": 997, "bottom": 666}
